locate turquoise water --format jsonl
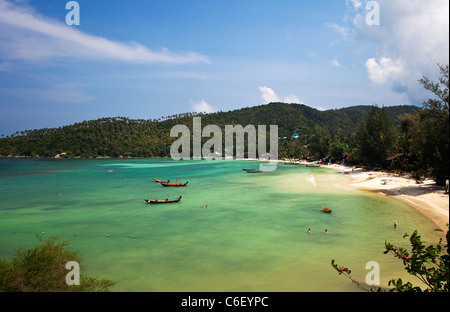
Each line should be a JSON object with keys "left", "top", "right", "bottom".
{"left": 0, "top": 158, "right": 444, "bottom": 291}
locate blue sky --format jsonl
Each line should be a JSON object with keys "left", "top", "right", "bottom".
{"left": 0, "top": 0, "right": 449, "bottom": 135}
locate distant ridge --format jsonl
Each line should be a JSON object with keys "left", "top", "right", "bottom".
{"left": 0, "top": 103, "right": 419, "bottom": 158}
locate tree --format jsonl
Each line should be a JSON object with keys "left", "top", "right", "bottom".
{"left": 309, "top": 125, "right": 331, "bottom": 160}
{"left": 331, "top": 225, "right": 449, "bottom": 292}
{"left": 0, "top": 236, "right": 115, "bottom": 292}
{"left": 396, "top": 64, "right": 449, "bottom": 185}
{"left": 354, "top": 106, "right": 397, "bottom": 166}
{"left": 417, "top": 64, "right": 449, "bottom": 185}
{"left": 330, "top": 141, "right": 347, "bottom": 163}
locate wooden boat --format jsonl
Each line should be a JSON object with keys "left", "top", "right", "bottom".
{"left": 322, "top": 207, "right": 332, "bottom": 213}
{"left": 154, "top": 178, "right": 170, "bottom": 183}
{"left": 159, "top": 181, "right": 188, "bottom": 187}
{"left": 242, "top": 168, "right": 255, "bottom": 171}
{"left": 306, "top": 163, "right": 320, "bottom": 167}
{"left": 144, "top": 196, "right": 182, "bottom": 204}
{"left": 245, "top": 170, "right": 262, "bottom": 173}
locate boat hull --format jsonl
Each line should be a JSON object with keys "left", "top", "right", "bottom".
{"left": 144, "top": 196, "right": 182, "bottom": 204}
{"left": 159, "top": 181, "right": 188, "bottom": 187}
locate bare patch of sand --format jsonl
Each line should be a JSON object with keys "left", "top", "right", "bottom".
{"left": 325, "top": 164, "right": 449, "bottom": 231}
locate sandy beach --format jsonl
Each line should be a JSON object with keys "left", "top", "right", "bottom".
{"left": 324, "top": 163, "right": 449, "bottom": 232}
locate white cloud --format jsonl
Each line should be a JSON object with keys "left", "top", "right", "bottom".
{"left": 0, "top": 0, "right": 209, "bottom": 64}
{"left": 346, "top": 0, "right": 363, "bottom": 9}
{"left": 325, "top": 23, "right": 351, "bottom": 41}
{"left": 258, "top": 86, "right": 304, "bottom": 104}
{"left": 341, "top": 0, "right": 449, "bottom": 104}
{"left": 352, "top": 0, "right": 448, "bottom": 62}
{"left": 365, "top": 57, "right": 405, "bottom": 84}
{"left": 258, "top": 86, "right": 281, "bottom": 103}
{"left": 191, "top": 99, "right": 216, "bottom": 114}
{"left": 330, "top": 59, "right": 341, "bottom": 67}
{"left": 283, "top": 95, "right": 302, "bottom": 104}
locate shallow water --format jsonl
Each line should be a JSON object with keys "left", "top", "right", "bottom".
{"left": 0, "top": 158, "right": 444, "bottom": 291}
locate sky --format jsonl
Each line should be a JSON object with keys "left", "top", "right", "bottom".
{"left": 0, "top": 0, "right": 449, "bottom": 136}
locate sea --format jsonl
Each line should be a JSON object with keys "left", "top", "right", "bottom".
{"left": 0, "top": 158, "right": 444, "bottom": 292}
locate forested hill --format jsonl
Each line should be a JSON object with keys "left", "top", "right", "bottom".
{"left": 0, "top": 103, "right": 419, "bottom": 158}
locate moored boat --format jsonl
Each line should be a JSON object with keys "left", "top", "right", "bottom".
{"left": 159, "top": 181, "right": 188, "bottom": 187}
{"left": 245, "top": 170, "right": 262, "bottom": 173}
{"left": 322, "top": 207, "right": 332, "bottom": 213}
{"left": 144, "top": 196, "right": 182, "bottom": 204}
{"left": 154, "top": 178, "right": 170, "bottom": 183}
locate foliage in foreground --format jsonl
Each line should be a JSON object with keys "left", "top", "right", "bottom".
{"left": 332, "top": 225, "right": 449, "bottom": 292}
{"left": 0, "top": 236, "right": 115, "bottom": 292}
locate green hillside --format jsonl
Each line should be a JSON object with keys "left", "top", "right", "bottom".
{"left": 0, "top": 103, "right": 419, "bottom": 159}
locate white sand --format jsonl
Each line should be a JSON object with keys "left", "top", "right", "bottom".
{"left": 325, "top": 164, "right": 449, "bottom": 231}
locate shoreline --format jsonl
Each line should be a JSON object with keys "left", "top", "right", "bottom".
{"left": 324, "top": 163, "right": 449, "bottom": 232}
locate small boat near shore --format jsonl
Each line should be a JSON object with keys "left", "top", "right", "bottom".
{"left": 322, "top": 207, "right": 332, "bottom": 213}
{"left": 306, "top": 163, "right": 321, "bottom": 167}
{"left": 144, "top": 196, "right": 182, "bottom": 204}
{"left": 245, "top": 170, "right": 262, "bottom": 173}
{"left": 242, "top": 168, "right": 255, "bottom": 171}
{"left": 159, "top": 180, "right": 188, "bottom": 187}
{"left": 154, "top": 178, "right": 170, "bottom": 183}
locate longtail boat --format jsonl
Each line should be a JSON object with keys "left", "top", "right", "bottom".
{"left": 245, "top": 170, "right": 262, "bottom": 173}
{"left": 322, "top": 207, "right": 332, "bottom": 213}
{"left": 159, "top": 179, "right": 188, "bottom": 187}
{"left": 242, "top": 168, "right": 255, "bottom": 171}
{"left": 306, "top": 163, "right": 320, "bottom": 167}
{"left": 144, "top": 196, "right": 182, "bottom": 204}
{"left": 154, "top": 178, "right": 170, "bottom": 183}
